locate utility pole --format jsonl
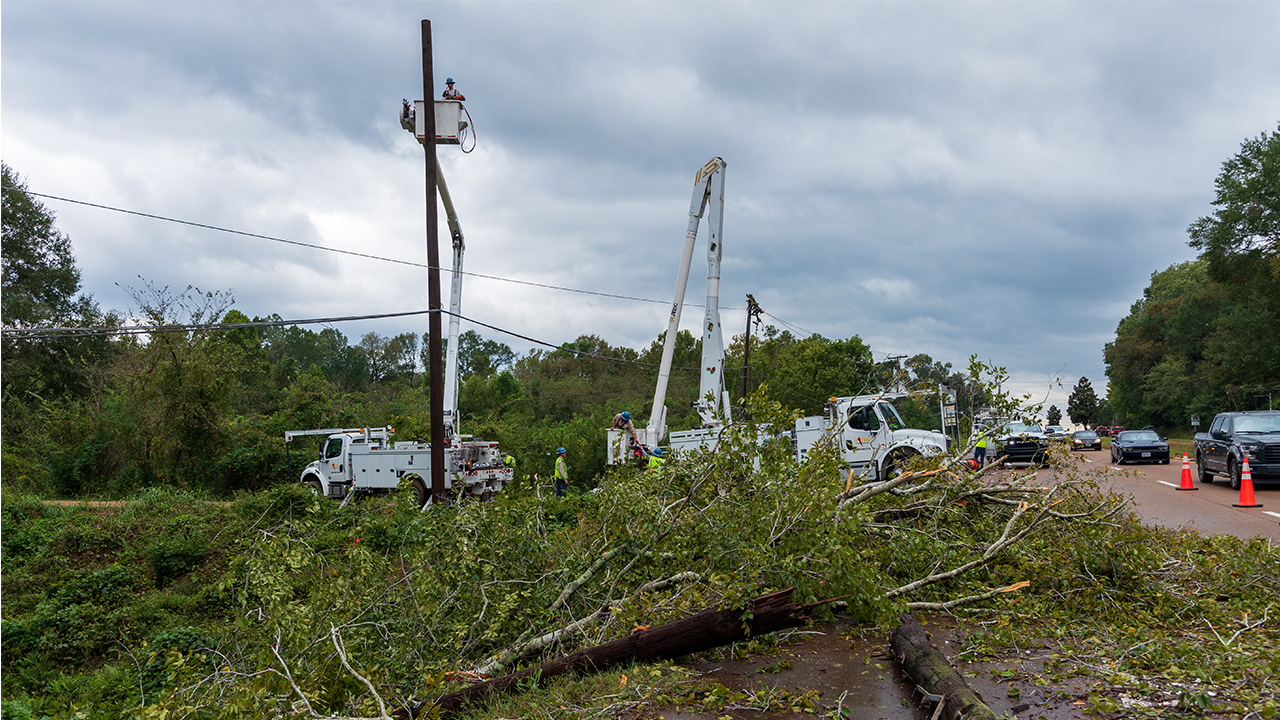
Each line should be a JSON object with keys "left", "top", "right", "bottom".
{"left": 886, "top": 354, "right": 907, "bottom": 393}
{"left": 740, "top": 294, "right": 762, "bottom": 418}
{"left": 420, "top": 20, "right": 446, "bottom": 503}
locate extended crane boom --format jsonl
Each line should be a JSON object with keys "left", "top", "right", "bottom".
{"left": 613, "top": 158, "right": 729, "bottom": 463}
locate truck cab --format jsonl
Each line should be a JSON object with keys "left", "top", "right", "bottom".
{"left": 794, "top": 394, "right": 950, "bottom": 480}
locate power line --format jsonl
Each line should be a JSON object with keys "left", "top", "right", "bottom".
{"left": 31, "top": 192, "right": 701, "bottom": 309}
{"left": 1, "top": 309, "right": 702, "bottom": 373}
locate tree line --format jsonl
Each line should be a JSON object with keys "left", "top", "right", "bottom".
{"left": 3, "top": 162, "right": 1001, "bottom": 498}
{"left": 1105, "top": 124, "right": 1280, "bottom": 432}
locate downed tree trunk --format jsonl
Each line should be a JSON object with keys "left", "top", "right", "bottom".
{"left": 890, "top": 613, "right": 997, "bottom": 720}
{"left": 397, "top": 587, "right": 808, "bottom": 719}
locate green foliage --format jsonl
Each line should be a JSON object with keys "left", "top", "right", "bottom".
{"left": 1046, "top": 404, "right": 1062, "bottom": 426}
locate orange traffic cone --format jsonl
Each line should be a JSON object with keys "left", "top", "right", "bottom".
{"left": 1177, "top": 453, "right": 1197, "bottom": 491}
{"left": 1233, "top": 456, "right": 1262, "bottom": 508}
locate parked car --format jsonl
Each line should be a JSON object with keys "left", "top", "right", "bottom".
{"left": 1194, "top": 411, "right": 1280, "bottom": 489}
{"left": 1071, "top": 430, "right": 1102, "bottom": 451}
{"left": 1110, "top": 429, "right": 1170, "bottom": 465}
{"left": 994, "top": 421, "right": 1049, "bottom": 467}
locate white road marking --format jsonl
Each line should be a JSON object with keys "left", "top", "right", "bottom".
{"left": 1157, "top": 481, "right": 1180, "bottom": 489}
{"left": 1264, "top": 511, "right": 1280, "bottom": 519}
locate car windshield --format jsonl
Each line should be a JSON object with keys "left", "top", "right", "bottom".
{"left": 1002, "top": 422, "right": 1040, "bottom": 435}
{"left": 1234, "top": 415, "right": 1280, "bottom": 434}
{"left": 1047, "top": 426, "right": 1064, "bottom": 433}
{"left": 1073, "top": 431, "right": 1097, "bottom": 439}
{"left": 1119, "top": 431, "right": 1160, "bottom": 443}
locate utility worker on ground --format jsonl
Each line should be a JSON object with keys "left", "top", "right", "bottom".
{"left": 442, "top": 78, "right": 466, "bottom": 101}
{"left": 553, "top": 447, "right": 569, "bottom": 497}
{"left": 647, "top": 447, "right": 665, "bottom": 471}
{"left": 974, "top": 433, "right": 988, "bottom": 467}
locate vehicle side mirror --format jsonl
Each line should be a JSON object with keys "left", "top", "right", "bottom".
{"left": 1211, "top": 429, "right": 1226, "bottom": 439}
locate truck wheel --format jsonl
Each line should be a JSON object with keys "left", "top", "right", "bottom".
{"left": 1196, "top": 455, "right": 1213, "bottom": 483}
{"left": 306, "top": 479, "right": 324, "bottom": 496}
{"left": 1228, "top": 458, "right": 1242, "bottom": 491}
{"left": 881, "top": 448, "right": 919, "bottom": 481}
{"left": 410, "top": 478, "right": 429, "bottom": 508}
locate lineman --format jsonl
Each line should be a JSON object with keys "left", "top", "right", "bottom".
{"left": 647, "top": 447, "right": 665, "bottom": 471}
{"left": 553, "top": 447, "right": 568, "bottom": 497}
{"left": 611, "top": 411, "right": 640, "bottom": 455}
{"left": 442, "top": 78, "right": 466, "bottom": 101}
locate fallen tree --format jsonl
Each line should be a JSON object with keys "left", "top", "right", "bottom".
{"left": 891, "top": 613, "right": 996, "bottom": 720}
{"left": 398, "top": 588, "right": 811, "bottom": 718}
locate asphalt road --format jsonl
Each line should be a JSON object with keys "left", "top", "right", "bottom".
{"left": 1034, "top": 450, "right": 1280, "bottom": 542}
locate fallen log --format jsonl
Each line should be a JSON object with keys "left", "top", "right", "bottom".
{"left": 890, "top": 613, "right": 996, "bottom": 720}
{"left": 397, "top": 587, "right": 808, "bottom": 719}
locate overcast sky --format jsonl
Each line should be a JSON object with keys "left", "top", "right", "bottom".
{"left": 5, "top": 1, "right": 1279, "bottom": 423}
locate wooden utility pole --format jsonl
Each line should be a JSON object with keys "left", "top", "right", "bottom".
{"left": 421, "top": 20, "right": 446, "bottom": 502}
{"left": 740, "top": 294, "right": 761, "bottom": 418}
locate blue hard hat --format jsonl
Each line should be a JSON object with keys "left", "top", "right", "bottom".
{"left": 652, "top": 447, "right": 663, "bottom": 457}
{"left": 621, "top": 412, "right": 631, "bottom": 421}
{"left": 446, "top": 78, "right": 455, "bottom": 84}
{"left": 557, "top": 447, "right": 566, "bottom": 455}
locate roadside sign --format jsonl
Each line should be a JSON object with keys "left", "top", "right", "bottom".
{"left": 1191, "top": 415, "right": 1200, "bottom": 427}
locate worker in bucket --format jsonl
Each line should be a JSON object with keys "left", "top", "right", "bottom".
{"left": 553, "top": 447, "right": 569, "bottom": 497}
{"left": 611, "top": 411, "right": 640, "bottom": 452}
{"left": 647, "top": 447, "right": 665, "bottom": 471}
{"left": 442, "top": 78, "right": 466, "bottom": 101}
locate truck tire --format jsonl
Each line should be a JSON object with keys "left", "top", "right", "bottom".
{"left": 881, "top": 448, "right": 919, "bottom": 481}
{"left": 1196, "top": 454, "right": 1213, "bottom": 483}
{"left": 306, "top": 479, "right": 324, "bottom": 496}
{"left": 410, "top": 478, "right": 429, "bottom": 508}
{"left": 1228, "top": 458, "right": 1242, "bottom": 492}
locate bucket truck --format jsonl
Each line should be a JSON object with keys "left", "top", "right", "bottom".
{"left": 608, "top": 158, "right": 949, "bottom": 481}
{"left": 284, "top": 99, "right": 512, "bottom": 507}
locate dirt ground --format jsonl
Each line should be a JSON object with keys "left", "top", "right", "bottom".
{"left": 649, "top": 616, "right": 1101, "bottom": 720}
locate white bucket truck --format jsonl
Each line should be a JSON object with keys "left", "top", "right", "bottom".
{"left": 286, "top": 427, "right": 508, "bottom": 507}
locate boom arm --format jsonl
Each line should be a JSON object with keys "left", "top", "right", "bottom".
{"left": 642, "top": 158, "right": 729, "bottom": 449}
{"left": 437, "top": 168, "right": 466, "bottom": 440}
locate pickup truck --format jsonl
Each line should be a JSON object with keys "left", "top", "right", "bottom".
{"left": 1194, "top": 411, "right": 1280, "bottom": 490}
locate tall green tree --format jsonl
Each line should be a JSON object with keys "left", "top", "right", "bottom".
{"left": 1067, "top": 377, "right": 1099, "bottom": 428}
{"left": 1046, "top": 405, "right": 1062, "bottom": 426}
{"left": 1188, "top": 123, "right": 1280, "bottom": 282}
{"left": 2, "top": 163, "right": 115, "bottom": 398}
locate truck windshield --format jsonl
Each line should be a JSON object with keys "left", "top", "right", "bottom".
{"left": 1235, "top": 416, "right": 1280, "bottom": 434}
{"left": 878, "top": 402, "right": 904, "bottom": 431}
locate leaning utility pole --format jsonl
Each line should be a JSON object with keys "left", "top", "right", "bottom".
{"left": 420, "top": 20, "right": 446, "bottom": 502}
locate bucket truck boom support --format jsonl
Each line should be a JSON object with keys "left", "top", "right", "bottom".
{"left": 613, "top": 158, "right": 728, "bottom": 462}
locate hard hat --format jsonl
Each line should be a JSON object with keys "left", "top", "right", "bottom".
{"left": 557, "top": 447, "right": 566, "bottom": 455}
{"left": 621, "top": 412, "right": 631, "bottom": 421}
{"left": 446, "top": 78, "right": 455, "bottom": 84}
{"left": 652, "top": 447, "right": 663, "bottom": 457}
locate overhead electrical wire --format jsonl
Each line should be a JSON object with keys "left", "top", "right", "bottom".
{"left": 2, "top": 309, "right": 702, "bottom": 373}
{"left": 31, "top": 192, "right": 696, "bottom": 308}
